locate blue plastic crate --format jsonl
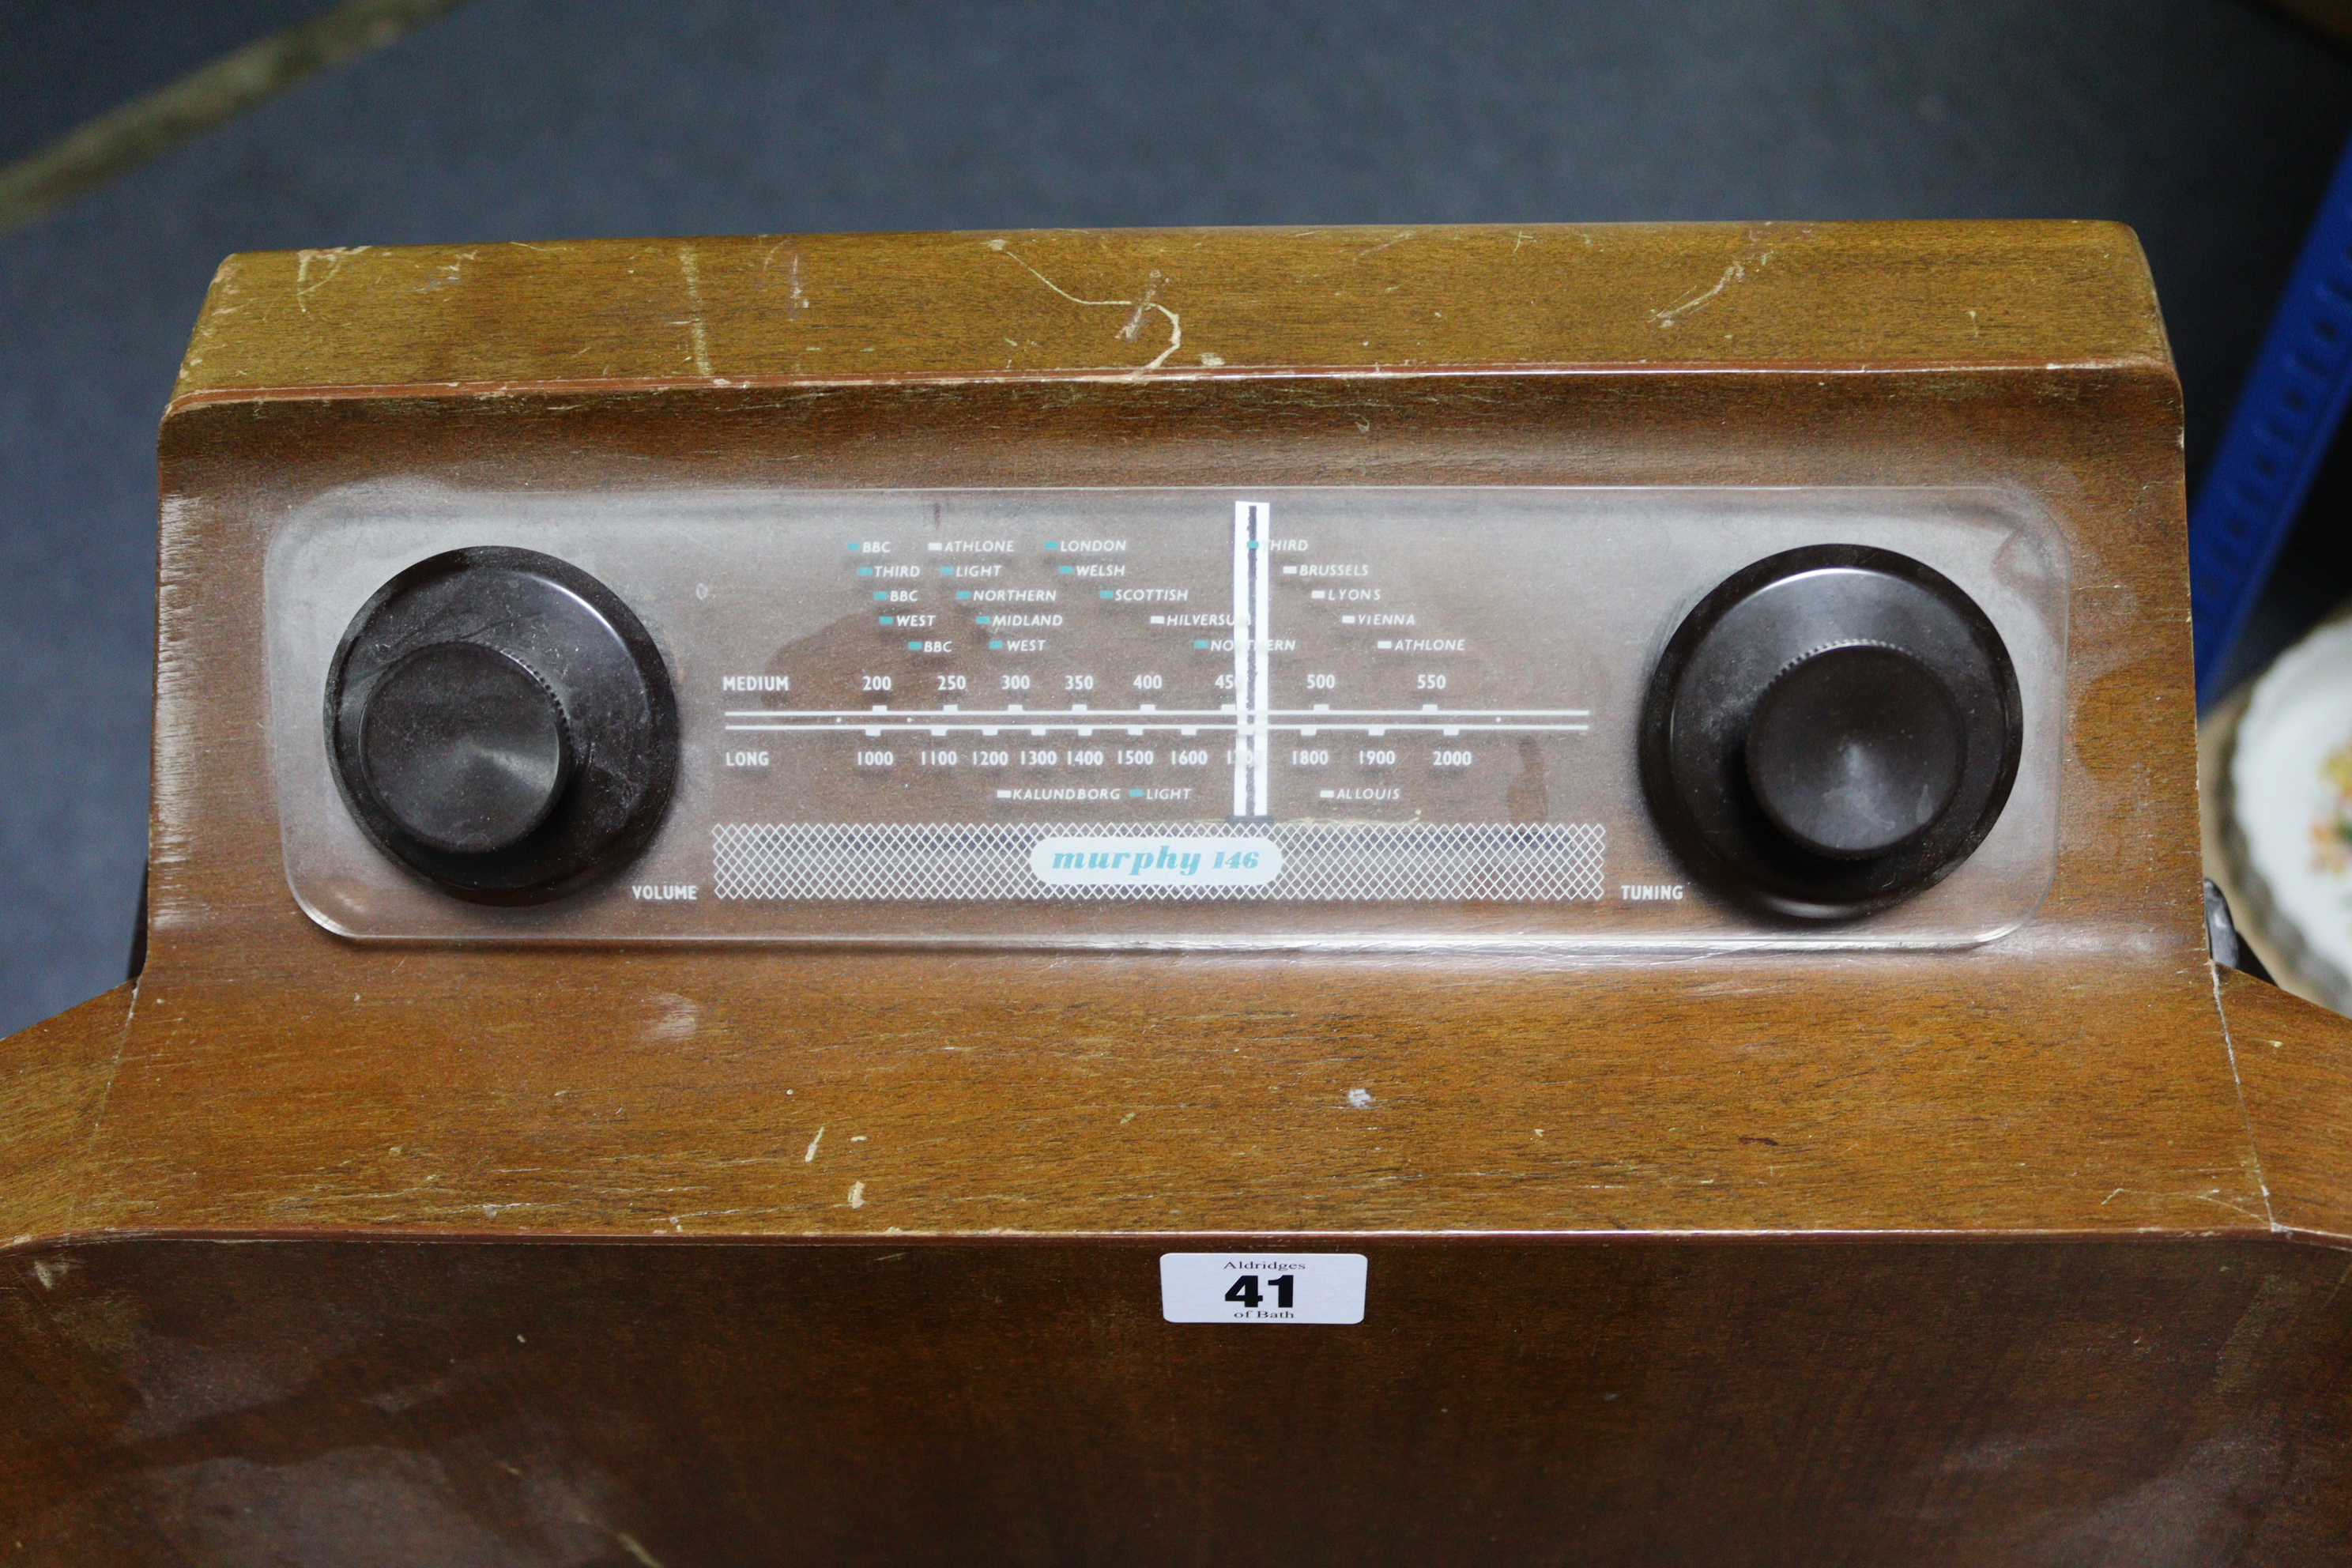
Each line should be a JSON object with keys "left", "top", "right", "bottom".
{"left": 2190, "top": 134, "right": 2352, "bottom": 707}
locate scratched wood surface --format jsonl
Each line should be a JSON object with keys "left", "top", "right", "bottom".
{"left": 10, "top": 222, "right": 2350, "bottom": 1560}
{"left": 102, "top": 365, "right": 2248, "bottom": 1241}
{"left": 0, "top": 988, "right": 129, "bottom": 1249}
{"left": 2224, "top": 967, "right": 2352, "bottom": 1244}
{"left": 0, "top": 223, "right": 2245, "bottom": 1242}
{"left": 171, "top": 221, "right": 2169, "bottom": 401}
{"left": 4, "top": 1234, "right": 2350, "bottom": 1566}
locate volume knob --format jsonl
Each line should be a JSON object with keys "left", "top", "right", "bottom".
{"left": 326, "top": 547, "right": 677, "bottom": 905}
{"left": 358, "top": 641, "right": 575, "bottom": 856}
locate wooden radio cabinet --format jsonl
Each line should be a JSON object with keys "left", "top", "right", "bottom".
{"left": 6, "top": 223, "right": 2351, "bottom": 1563}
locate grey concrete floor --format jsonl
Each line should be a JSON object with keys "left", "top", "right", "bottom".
{"left": 4, "top": 0, "right": 2350, "bottom": 1034}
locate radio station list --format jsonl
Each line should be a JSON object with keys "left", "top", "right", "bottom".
{"left": 712, "top": 509, "right": 1557, "bottom": 822}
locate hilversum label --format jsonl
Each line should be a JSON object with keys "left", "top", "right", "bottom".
{"left": 1031, "top": 836, "right": 1281, "bottom": 888}
{"left": 1159, "top": 1253, "right": 1368, "bottom": 1325}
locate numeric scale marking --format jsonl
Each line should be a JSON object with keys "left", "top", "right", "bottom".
{"left": 720, "top": 707, "right": 1595, "bottom": 738}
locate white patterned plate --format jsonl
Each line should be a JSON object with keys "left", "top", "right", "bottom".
{"left": 2231, "top": 617, "right": 2352, "bottom": 1010}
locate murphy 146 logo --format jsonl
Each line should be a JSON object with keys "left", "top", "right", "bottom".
{"left": 1029, "top": 835, "right": 1282, "bottom": 888}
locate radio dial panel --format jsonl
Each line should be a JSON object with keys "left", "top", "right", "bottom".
{"left": 268, "top": 486, "right": 2067, "bottom": 948}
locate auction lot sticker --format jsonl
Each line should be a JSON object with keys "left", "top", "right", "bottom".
{"left": 1159, "top": 1253, "right": 1368, "bottom": 1325}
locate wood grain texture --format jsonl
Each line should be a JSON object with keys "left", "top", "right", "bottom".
{"left": 0, "top": 987, "right": 130, "bottom": 1248}
{"left": 68, "top": 225, "right": 2245, "bottom": 1241}
{"left": 2225, "top": 967, "right": 2352, "bottom": 1243}
{"left": 97, "top": 359, "right": 2250, "bottom": 1242}
{"left": 170, "top": 222, "right": 2169, "bottom": 405}
{"left": 5, "top": 1234, "right": 2351, "bottom": 1566}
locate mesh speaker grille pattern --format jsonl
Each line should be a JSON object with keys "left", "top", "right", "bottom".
{"left": 711, "top": 820, "right": 1605, "bottom": 903}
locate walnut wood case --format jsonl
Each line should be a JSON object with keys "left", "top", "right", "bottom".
{"left": 6, "top": 224, "right": 2351, "bottom": 1563}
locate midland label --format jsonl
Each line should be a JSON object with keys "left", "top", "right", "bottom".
{"left": 1159, "top": 1252, "right": 1369, "bottom": 1325}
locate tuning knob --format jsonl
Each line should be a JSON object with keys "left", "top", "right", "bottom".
{"left": 1640, "top": 545, "right": 2020, "bottom": 919}
{"left": 326, "top": 547, "right": 677, "bottom": 904}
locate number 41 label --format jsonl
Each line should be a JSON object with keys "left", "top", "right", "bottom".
{"left": 1159, "top": 1253, "right": 1367, "bottom": 1324}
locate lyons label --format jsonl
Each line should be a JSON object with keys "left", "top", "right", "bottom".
{"left": 1028, "top": 835, "right": 1282, "bottom": 887}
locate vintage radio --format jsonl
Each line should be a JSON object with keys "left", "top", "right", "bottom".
{"left": 5, "top": 224, "right": 2350, "bottom": 1561}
